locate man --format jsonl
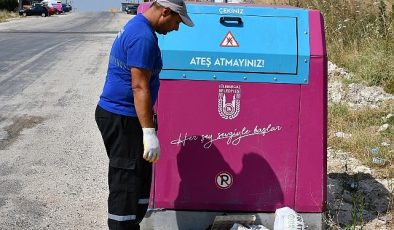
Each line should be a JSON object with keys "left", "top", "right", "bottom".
{"left": 95, "top": 0, "right": 194, "bottom": 229}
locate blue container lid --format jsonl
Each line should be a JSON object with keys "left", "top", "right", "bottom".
{"left": 159, "top": 3, "right": 310, "bottom": 84}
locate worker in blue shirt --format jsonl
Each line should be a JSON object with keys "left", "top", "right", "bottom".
{"left": 95, "top": 0, "right": 194, "bottom": 229}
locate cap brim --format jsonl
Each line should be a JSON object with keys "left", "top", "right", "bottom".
{"left": 180, "top": 13, "right": 194, "bottom": 27}
{"left": 156, "top": 0, "right": 194, "bottom": 27}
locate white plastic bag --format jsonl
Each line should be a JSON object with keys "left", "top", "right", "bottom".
{"left": 230, "top": 223, "right": 270, "bottom": 230}
{"left": 273, "top": 207, "right": 305, "bottom": 230}
{"left": 230, "top": 223, "right": 249, "bottom": 230}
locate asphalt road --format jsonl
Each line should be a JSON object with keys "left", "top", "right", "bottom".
{"left": 0, "top": 12, "right": 131, "bottom": 229}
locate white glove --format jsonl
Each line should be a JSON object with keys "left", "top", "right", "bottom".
{"left": 142, "top": 128, "right": 160, "bottom": 163}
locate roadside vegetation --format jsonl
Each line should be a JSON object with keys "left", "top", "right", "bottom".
{"left": 0, "top": 0, "right": 18, "bottom": 22}
{"left": 256, "top": 0, "right": 393, "bottom": 93}
{"left": 0, "top": 9, "right": 18, "bottom": 22}
{"left": 328, "top": 102, "right": 393, "bottom": 175}
{"left": 298, "top": 0, "right": 394, "bottom": 94}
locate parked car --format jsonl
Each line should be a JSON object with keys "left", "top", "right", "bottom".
{"left": 46, "top": 6, "right": 56, "bottom": 15}
{"left": 51, "top": 3, "right": 63, "bottom": 14}
{"left": 19, "top": 5, "right": 49, "bottom": 17}
{"left": 125, "top": 4, "right": 138, "bottom": 15}
{"left": 61, "top": 4, "right": 72, "bottom": 12}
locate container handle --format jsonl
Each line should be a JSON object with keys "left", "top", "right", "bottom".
{"left": 220, "top": 16, "right": 243, "bottom": 25}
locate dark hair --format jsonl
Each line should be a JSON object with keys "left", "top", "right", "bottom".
{"left": 169, "top": 9, "right": 178, "bottom": 16}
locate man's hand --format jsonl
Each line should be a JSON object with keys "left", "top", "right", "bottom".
{"left": 142, "top": 128, "right": 160, "bottom": 163}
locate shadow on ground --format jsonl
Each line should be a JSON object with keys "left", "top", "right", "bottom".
{"left": 327, "top": 172, "right": 392, "bottom": 227}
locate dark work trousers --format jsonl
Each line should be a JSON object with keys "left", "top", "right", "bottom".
{"left": 95, "top": 105, "right": 152, "bottom": 230}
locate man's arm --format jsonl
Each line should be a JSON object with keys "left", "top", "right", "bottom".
{"left": 131, "top": 67, "right": 154, "bottom": 128}
{"left": 131, "top": 67, "right": 160, "bottom": 163}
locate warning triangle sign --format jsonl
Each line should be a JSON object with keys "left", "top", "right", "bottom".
{"left": 220, "top": 32, "right": 239, "bottom": 47}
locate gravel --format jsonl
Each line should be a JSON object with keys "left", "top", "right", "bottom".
{"left": 327, "top": 61, "right": 394, "bottom": 108}
{"left": 0, "top": 12, "right": 130, "bottom": 229}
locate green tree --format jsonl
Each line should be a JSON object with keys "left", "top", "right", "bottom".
{"left": 0, "top": 0, "right": 18, "bottom": 11}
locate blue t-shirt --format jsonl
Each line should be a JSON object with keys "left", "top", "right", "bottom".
{"left": 98, "top": 14, "right": 162, "bottom": 117}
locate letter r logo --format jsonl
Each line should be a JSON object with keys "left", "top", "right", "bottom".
{"left": 216, "top": 172, "right": 233, "bottom": 189}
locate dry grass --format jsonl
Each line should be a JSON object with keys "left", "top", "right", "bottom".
{"left": 0, "top": 9, "right": 18, "bottom": 23}
{"left": 328, "top": 101, "right": 394, "bottom": 228}
{"left": 328, "top": 102, "right": 394, "bottom": 176}
{"left": 253, "top": 0, "right": 394, "bottom": 94}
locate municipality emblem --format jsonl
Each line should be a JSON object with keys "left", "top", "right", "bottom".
{"left": 218, "top": 84, "right": 241, "bottom": 120}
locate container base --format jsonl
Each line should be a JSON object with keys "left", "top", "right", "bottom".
{"left": 140, "top": 209, "right": 326, "bottom": 230}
